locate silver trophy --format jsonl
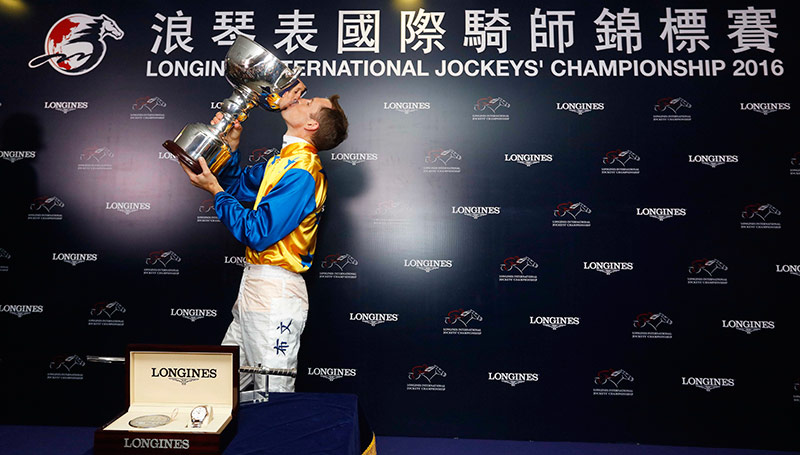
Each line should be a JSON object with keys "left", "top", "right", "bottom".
{"left": 163, "top": 36, "right": 301, "bottom": 174}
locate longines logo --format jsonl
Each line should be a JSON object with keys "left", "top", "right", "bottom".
{"left": 88, "top": 301, "right": 125, "bottom": 326}
{"left": 529, "top": 316, "right": 580, "bottom": 330}
{"left": 159, "top": 150, "right": 178, "bottom": 163}
{"left": 593, "top": 369, "right": 634, "bottom": 396}
{"left": 349, "top": 312, "right": 398, "bottom": 327}
{"left": 28, "top": 196, "right": 65, "bottom": 220}
{"left": 307, "top": 367, "right": 357, "bottom": 381}
{"left": 404, "top": 259, "right": 453, "bottom": 273}
{"left": 688, "top": 258, "right": 728, "bottom": 285}
{"left": 384, "top": 101, "right": 431, "bottom": 114}
{"left": 407, "top": 364, "right": 447, "bottom": 391}
{"left": 488, "top": 372, "right": 539, "bottom": 387}
{"left": 689, "top": 154, "right": 738, "bottom": 168}
{"left": 776, "top": 264, "right": 800, "bottom": 277}
{"left": 47, "top": 354, "right": 85, "bottom": 380}
{"left": 722, "top": 319, "right": 775, "bottom": 335}
{"left": 53, "top": 253, "right": 98, "bottom": 266}
{"left": 320, "top": 253, "right": 358, "bottom": 279}
{"left": 583, "top": 261, "right": 634, "bottom": 275}
{"left": 1, "top": 304, "right": 44, "bottom": 318}
{"left": 123, "top": 438, "right": 189, "bottom": 450}
{"left": 741, "top": 203, "right": 781, "bottom": 229}
{"left": 602, "top": 149, "right": 639, "bottom": 174}
{"left": 144, "top": 250, "right": 181, "bottom": 275}
{"left": 556, "top": 102, "right": 604, "bottom": 115}
{"left": 499, "top": 256, "right": 538, "bottom": 282}
{"left": 740, "top": 102, "right": 790, "bottom": 115}
{"left": 331, "top": 152, "right": 379, "bottom": 166}
{"left": 682, "top": 377, "right": 735, "bottom": 392}
{"left": 79, "top": 147, "right": 114, "bottom": 171}
{"left": 424, "top": 149, "right": 462, "bottom": 173}
{"left": 552, "top": 202, "right": 591, "bottom": 227}
{"left": 1, "top": 150, "right": 36, "bottom": 163}
{"left": 632, "top": 312, "right": 673, "bottom": 339}
{"left": 131, "top": 96, "right": 166, "bottom": 120}
{"left": 224, "top": 256, "right": 246, "bottom": 267}
{"left": 171, "top": 308, "right": 218, "bottom": 322}
{"left": 105, "top": 201, "right": 150, "bottom": 215}
{"left": 636, "top": 207, "right": 686, "bottom": 221}
{"left": 44, "top": 101, "right": 88, "bottom": 114}
{"left": 504, "top": 153, "right": 553, "bottom": 167}
{"left": 452, "top": 206, "right": 501, "bottom": 220}
{"left": 653, "top": 96, "right": 692, "bottom": 121}
{"left": 443, "top": 309, "right": 482, "bottom": 335}
{"left": 473, "top": 96, "right": 510, "bottom": 121}
{"left": 151, "top": 367, "right": 217, "bottom": 385}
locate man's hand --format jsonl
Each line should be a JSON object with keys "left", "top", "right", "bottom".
{"left": 212, "top": 112, "right": 242, "bottom": 151}
{"left": 180, "top": 157, "right": 224, "bottom": 196}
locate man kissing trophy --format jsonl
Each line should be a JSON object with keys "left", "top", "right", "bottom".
{"left": 165, "top": 35, "right": 349, "bottom": 398}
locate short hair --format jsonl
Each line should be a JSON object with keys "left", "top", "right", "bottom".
{"left": 311, "top": 95, "right": 348, "bottom": 151}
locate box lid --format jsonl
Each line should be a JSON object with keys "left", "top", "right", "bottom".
{"left": 126, "top": 344, "right": 238, "bottom": 410}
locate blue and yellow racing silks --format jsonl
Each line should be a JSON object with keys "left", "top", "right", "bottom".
{"left": 214, "top": 140, "right": 327, "bottom": 273}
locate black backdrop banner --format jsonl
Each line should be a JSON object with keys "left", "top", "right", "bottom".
{"left": 0, "top": 0, "right": 797, "bottom": 450}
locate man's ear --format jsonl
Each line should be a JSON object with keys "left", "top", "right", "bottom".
{"left": 304, "top": 118, "right": 320, "bottom": 133}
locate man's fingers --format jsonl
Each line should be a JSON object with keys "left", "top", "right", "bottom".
{"left": 198, "top": 156, "right": 211, "bottom": 174}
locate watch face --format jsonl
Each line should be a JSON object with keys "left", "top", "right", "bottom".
{"left": 191, "top": 407, "right": 207, "bottom": 421}
{"left": 129, "top": 414, "right": 172, "bottom": 428}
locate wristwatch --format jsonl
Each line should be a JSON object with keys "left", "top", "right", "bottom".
{"left": 190, "top": 405, "right": 211, "bottom": 428}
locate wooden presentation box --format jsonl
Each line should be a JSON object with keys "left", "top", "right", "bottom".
{"left": 95, "top": 344, "right": 239, "bottom": 454}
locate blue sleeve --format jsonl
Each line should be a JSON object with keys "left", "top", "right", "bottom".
{"left": 216, "top": 149, "right": 267, "bottom": 202}
{"left": 214, "top": 168, "right": 317, "bottom": 251}
{"left": 215, "top": 148, "right": 242, "bottom": 188}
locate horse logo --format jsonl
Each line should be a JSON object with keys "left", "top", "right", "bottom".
{"left": 554, "top": 202, "right": 591, "bottom": 219}
{"left": 654, "top": 97, "right": 691, "bottom": 113}
{"left": 444, "top": 309, "right": 483, "bottom": 327}
{"left": 30, "top": 196, "right": 65, "bottom": 212}
{"left": 603, "top": 149, "right": 640, "bottom": 167}
{"left": 594, "top": 369, "right": 634, "bottom": 388}
{"left": 321, "top": 254, "right": 358, "bottom": 271}
{"left": 633, "top": 312, "right": 673, "bottom": 331}
{"left": 408, "top": 364, "right": 447, "bottom": 383}
{"left": 80, "top": 147, "right": 114, "bottom": 162}
{"left": 132, "top": 97, "right": 167, "bottom": 112}
{"left": 145, "top": 250, "right": 182, "bottom": 267}
{"left": 28, "top": 13, "right": 124, "bottom": 76}
{"left": 688, "top": 258, "right": 728, "bottom": 276}
{"left": 500, "top": 256, "right": 538, "bottom": 274}
{"left": 741, "top": 204, "right": 781, "bottom": 221}
{"left": 199, "top": 199, "right": 216, "bottom": 214}
{"left": 474, "top": 97, "right": 511, "bottom": 113}
{"left": 250, "top": 147, "right": 279, "bottom": 164}
{"left": 425, "top": 149, "right": 462, "bottom": 165}
{"left": 49, "top": 355, "right": 86, "bottom": 372}
{"left": 90, "top": 301, "right": 126, "bottom": 318}
{"left": 375, "top": 200, "right": 401, "bottom": 216}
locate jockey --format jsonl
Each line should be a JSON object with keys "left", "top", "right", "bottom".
{"left": 180, "top": 80, "right": 348, "bottom": 392}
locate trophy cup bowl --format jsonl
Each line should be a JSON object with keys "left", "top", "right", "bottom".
{"left": 163, "top": 36, "right": 301, "bottom": 174}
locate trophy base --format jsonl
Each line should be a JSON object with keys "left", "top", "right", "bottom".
{"left": 163, "top": 140, "right": 202, "bottom": 174}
